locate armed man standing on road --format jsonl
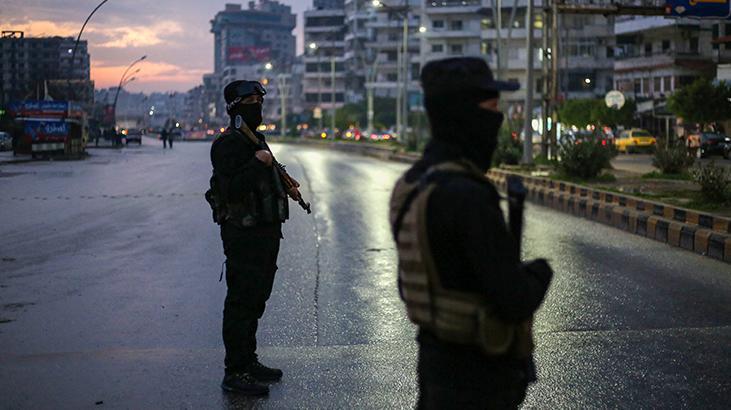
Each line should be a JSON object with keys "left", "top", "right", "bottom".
{"left": 206, "top": 80, "right": 310, "bottom": 396}
{"left": 389, "top": 58, "right": 554, "bottom": 409}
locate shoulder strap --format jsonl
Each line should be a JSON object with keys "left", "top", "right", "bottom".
{"left": 392, "top": 161, "right": 489, "bottom": 243}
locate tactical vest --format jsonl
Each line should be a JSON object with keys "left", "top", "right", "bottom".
{"left": 389, "top": 161, "right": 534, "bottom": 358}
{"left": 206, "top": 130, "right": 288, "bottom": 227}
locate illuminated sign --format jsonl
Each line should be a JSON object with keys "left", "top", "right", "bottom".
{"left": 666, "top": 0, "right": 731, "bottom": 18}
{"left": 227, "top": 46, "right": 271, "bottom": 63}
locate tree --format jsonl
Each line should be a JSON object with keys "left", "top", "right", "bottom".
{"left": 668, "top": 77, "right": 731, "bottom": 129}
{"left": 591, "top": 99, "right": 636, "bottom": 128}
{"left": 558, "top": 99, "right": 595, "bottom": 128}
{"left": 335, "top": 103, "right": 366, "bottom": 130}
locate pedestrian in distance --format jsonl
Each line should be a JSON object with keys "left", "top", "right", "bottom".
{"left": 205, "top": 79, "right": 310, "bottom": 396}
{"left": 389, "top": 57, "right": 554, "bottom": 409}
{"left": 168, "top": 128, "right": 174, "bottom": 149}
{"left": 161, "top": 127, "right": 169, "bottom": 149}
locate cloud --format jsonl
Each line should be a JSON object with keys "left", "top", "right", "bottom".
{"left": 95, "top": 21, "right": 184, "bottom": 48}
{"left": 4, "top": 19, "right": 183, "bottom": 48}
{"left": 91, "top": 61, "right": 207, "bottom": 91}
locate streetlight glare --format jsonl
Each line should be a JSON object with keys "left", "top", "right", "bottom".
{"left": 309, "top": 42, "right": 318, "bottom": 50}
{"left": 419, "top": 26, "right": 427, "bottom": 33}
{"left": 265, "top": 62, "right": 273, "bottom": 70}
{"left": 372, "top": 0, "right": 382, "bottom": 7}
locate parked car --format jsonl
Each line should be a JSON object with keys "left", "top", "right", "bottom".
{"left": 0, "top": 131, "right": 11, "bottom": 151}
{"left": 615, "top": 128, "right": 656, "bottom": 153}
{"left": 692, "top": 132, "right": 729, "bottom": 159}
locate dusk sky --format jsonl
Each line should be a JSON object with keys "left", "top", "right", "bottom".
{"left": 0, "top": 0, "right": 309, "bottom": 93}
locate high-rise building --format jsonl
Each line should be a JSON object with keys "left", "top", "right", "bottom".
{"left": 613, "top": 16, "right": 715, "bottom": 136}
{"left": 210, "top": 1, "right": 297, "bottom": 124}
{"left": 303, "top": 1, "right": 347, "bottom": 113}
{"left": 211, "top": 1, "right": 297, "bottom": 74}
{"left": 0, "top": 31, "right": 93, "bottom": 105}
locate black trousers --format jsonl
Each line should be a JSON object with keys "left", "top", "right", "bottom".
{"left": 416, "top": 331, "right": 530, "bottom": 410}
{"left": 221, "top": 223, "right": 281, "bottom": 375}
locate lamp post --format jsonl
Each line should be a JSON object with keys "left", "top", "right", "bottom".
{"left": 68, "top": 0, "right": 111, "bottom": 100}
{"left": 308, "top": 42, "right": 324, "bottom": 131}
{"left": 265, "top": 62, "right": 290, "bottom": 138}
{"left": 374, "top": 0, "right": 411, "bottom": 148}
{"left": 112, "top": 55, "right": 146, "bottom": 129}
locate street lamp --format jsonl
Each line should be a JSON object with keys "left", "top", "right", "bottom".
{"left": 68, "top": 0, "right": 111, "bottom": 100}
{"left": 112, "top": 55, "right": 147, "bottom": 128}
{"left": 265, "top": 62, "right": 290, "bottom": 138}
{"left": 372, "top": 0, "right": 412, "bottom": 148}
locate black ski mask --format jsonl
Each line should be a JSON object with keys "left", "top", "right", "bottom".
{"left": 424, "top": 89, "right": 504, "bottom": 171}
{"left": 229, "top": 102, "right": 263, "bottom": 131}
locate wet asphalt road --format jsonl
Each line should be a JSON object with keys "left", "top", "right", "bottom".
{"left": 0, "top": 137, "right": 729, "bottom": 409}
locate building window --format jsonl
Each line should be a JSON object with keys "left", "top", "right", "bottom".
{"left": 432, "top": 44, "right": 444, "bottom": 53}
{"left": 689, "top": 37, "right": 699, "bottom": 53}
{"left": 643, "top": 78, "right": 650, "bottom": 94}
{"left": 387, "top": 73, "right": 397, "bottom": 82}
{"left": 450, "top": 20, "right": 463, "bottom": 31}
{"left": 663, "top": 76, "right": 672, "bottom": 92}
{"left": 654, "top": 77, "right": 661, "bottom": 94}
{"left": 662, "top": 40, "right": 670, "bottom": 52}
{"left": 606, "top": 47, "right": 614, "bottom": 58}
{"left": 481, "top": 18, "right": 494, "bottom": 30}
{"left": 433, "top": 20, "right": 444, "bottom": 29}
{"left": 450, "top": 44, "right": 463, "bottom": 54}
{"left": 644, "top": 43, "right": 652, "bottom": 56}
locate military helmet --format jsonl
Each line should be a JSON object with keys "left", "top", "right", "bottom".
{"left": 224, "top": 80, "right": 267, "bottom": 112}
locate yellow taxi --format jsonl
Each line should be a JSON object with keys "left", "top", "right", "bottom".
{"left": 615, "top": 128, "right": 657, "bottom": 153}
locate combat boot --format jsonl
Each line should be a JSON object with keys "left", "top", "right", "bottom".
{"left": 221, "top": 372, "right": 269, "bottom": 395}
{"left": 245, "top": 359, "right": 283, "bottom": 382}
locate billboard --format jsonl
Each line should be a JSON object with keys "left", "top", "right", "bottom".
{"left": 666, "top": 0, "right": 731, "bottom": 18}
{"left": 227, "top": 46, "right": 271, "bottom": 63}
{"left": 23, "top": 119, "right": 70, "bottom": 142}
{"left": 7, "top": 100, "right": 83, "bottom": 118}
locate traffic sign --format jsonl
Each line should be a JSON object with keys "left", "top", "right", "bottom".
{"left": 666, "top": 0, "right": 731, "bottom": 19}
{"left": 313, "top": 107, "right": 322, "bottom": 119}
{"left": 605, "top": 90, "right": 626, "bottom": 109}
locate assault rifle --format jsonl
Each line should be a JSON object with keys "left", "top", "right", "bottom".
{"left": 506, "top": 175, "right": 526, "bottom": 260}
{"left": 236, "top": 124, "right": 312, "bottom": 214}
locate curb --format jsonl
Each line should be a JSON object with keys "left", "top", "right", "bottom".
{"left": 487, "top": 169, "right": 731, "bottom": 264}
{"left": 292, "top": 140, "right": 730, "bottom": 264}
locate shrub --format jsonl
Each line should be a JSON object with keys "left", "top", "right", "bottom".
{"left": 557, "top": 135, "right": 614, "bottom": 179}
{"left": 691, "top": 161, "right": 730, "bottom": 202}
{"left": 493, "top": 132, "right": 523, "bottom": 166}
{"left": 652, "top": 142, "right": 694, "bottom": 174}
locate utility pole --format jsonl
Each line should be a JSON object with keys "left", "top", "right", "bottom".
{"left": 522, "top": 0, "right": 535, "bottom": 164}
{"left": 550, "top": 0, "right": 560, "bottom": 159}
{"left": 331, "top": 58, "right": 336, "bottom": 132}
{"left": 396, "top": 46, "right": 402, "bottom": 139}
{"left": 402, "top": 12, "right": 410, "bottom": 149}
{"left": 278, "top": 74, "right": 288, "bottom": 138}
{"left": 541, "top": 5, "right": 550, "bottom": 158}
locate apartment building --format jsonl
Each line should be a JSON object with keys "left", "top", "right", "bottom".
{"left": 0, "top": 31, "right": 93, "bottom": 105}
{"left": 303, "top": 0, "right": 347, "bottom": 112}
{"left": 613, "top": 16, "right": 715, "bottom": 135}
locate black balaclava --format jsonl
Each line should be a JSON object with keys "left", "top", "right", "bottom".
{"left": 424, "top": 89, "right": 504, "bottom": 171}
{"left": 229, "top": 101, "right": 263, "bottom": 131}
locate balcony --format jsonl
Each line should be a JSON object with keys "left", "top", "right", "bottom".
{"left": 614, "top": 50, "right": 712, "bottom": 73}
{"left": 425, "top": 0, "right": 482, "bottom": 14}
{"left": 423, "top": 29, "right": 481, "bottom": 39}
{"left": 305, "top": 26, "right": 345, "bottom": 34}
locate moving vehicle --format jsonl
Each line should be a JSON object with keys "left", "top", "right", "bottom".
{"left": 615, "top": 129, "right": 656, "bottom": 153}
{"left": 121, "top": 128, "right": 143, "bottom": 145}
{"left": 691, "top": 132, "right": 729, "bottom": 159}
